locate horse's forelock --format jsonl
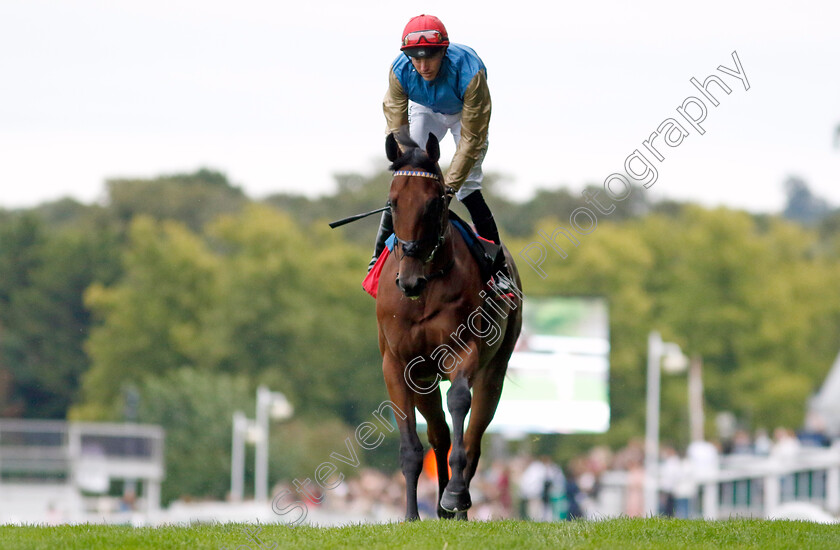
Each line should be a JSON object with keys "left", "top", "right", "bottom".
{"left": 389, "top": 146, "right": 439, "bottom": 175}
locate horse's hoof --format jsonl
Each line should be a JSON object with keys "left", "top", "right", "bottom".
{"left": 438, "top": 507, "right": 456, "bottom": 520}
{"left": 455, "top": 511, "right": 468, "bottom": 521}
{"left": 440, "top": 489, "right": 472, "bottom": 512}
{"left": 404, "top": 514, "right": 420, "bottom": 522}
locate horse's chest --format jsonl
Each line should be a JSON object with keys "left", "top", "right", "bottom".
{"left": 385, "top": 301, "right": 477, "bottom": 357}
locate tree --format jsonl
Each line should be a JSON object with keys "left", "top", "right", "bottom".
{"left": 74, "top": 216, "right": 220, "bottom": 419}
{"left": 136, "top": 367, "right": 253, "bottom": 504}
{"left": 511, "top": 205, "right": 840, "bottom": 451}
{"left": 106, "top": 168, "right": 247, "bottom": 233}
{"left": 0, "top": 215, "right": 120, "bottom": 418}
{"left": 201, "top": 206, "right": 384, "bottom": 423}
{"left": 782, "top": 177, "right": 831, "bottom": 225}
{"left": 74, "top": 206, "right": 385, "bottom": 424}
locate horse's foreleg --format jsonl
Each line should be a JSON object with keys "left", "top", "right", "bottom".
{"left": 398, "top": 427, "right": 425, "bottom": 521}
{"left": 415, "top": 389, "right": 454, "bottom": 519}
{"left": 440, "top": 375, "right": 472, "bottom": 513}
{"left": 463, "top": 364, "right": 507, "bottom": 484}
{"left": 382, "top": 353, "right": 424, "bottom": 521}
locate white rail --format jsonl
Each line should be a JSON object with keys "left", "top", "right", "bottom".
{"left": 597, "top": 442, "right": 840, "bottom": 520}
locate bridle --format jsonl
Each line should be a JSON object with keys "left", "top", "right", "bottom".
{"left": 391, "top": 169, "right": 454, "bottom": 280}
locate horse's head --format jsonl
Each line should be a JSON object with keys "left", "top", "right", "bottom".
{"left": 386, "top": 132, "right": 449, "bottom": 298}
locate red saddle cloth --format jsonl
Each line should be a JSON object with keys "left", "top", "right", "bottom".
{"left": 362, "top": 247, "right": 391, "bottom": 298}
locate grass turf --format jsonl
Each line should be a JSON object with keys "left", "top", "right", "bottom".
{"left": 1, "top": 518, "right": 838, "bottom": 549}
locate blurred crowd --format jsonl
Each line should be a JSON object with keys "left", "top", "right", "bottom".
{"left": 616, "top": 421, "right": 834, "bottom": 519}
{"left": 271, "top": 418, "right": 835, "bottom": 522}
{"left": 271, "top": 446, "right": 608, "bottom": 522}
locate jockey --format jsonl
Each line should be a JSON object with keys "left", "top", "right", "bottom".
{"left": 370, "top": 14, "right": 512, "bottom": 291}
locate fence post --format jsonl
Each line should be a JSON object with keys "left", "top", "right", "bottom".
{"left": 145, "top": 479, "right": 161, "bottom": 515}
{"left": 827, "top": 442, "right": 840, "bottom": 514}
{"left": 763, "top": 470, "right": 780, "bottom": 517}
{"left": 702, "top": 481, "right": 718, "bottom": 519}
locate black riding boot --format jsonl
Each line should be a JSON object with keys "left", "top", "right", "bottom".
{"left": 461, "top": 191, "right": 513, "bottom": 293}
{"left": 461, "top": 191, "right": 499, "bottom": 244}
{"left": 368, "top": 206, "right": 393, "bottom": 272}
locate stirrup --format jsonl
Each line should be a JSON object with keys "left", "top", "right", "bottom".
{"left": 487, "top": 275, "right": 515, "bottom": 300}
{"left": 488, "top": 276, "right": 512, "bottom": 291}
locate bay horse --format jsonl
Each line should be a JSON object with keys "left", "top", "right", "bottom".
{"left": 376, "top": 132, "right": 523, "bottom": 520}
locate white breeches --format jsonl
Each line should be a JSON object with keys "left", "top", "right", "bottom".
{"left": 408, "top": 100, "right": 488, "bottom": 201}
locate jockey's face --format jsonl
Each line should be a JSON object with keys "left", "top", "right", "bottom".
{"left": 410, "top": 49, "right": 445, "bottom": 81}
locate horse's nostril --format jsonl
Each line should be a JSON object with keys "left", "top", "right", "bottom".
{"left": 396, "top": 274, "right": 426, "bottom": 298}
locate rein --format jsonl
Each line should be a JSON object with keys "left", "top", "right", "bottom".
{"left": 424, "top": 257, "right": 455, "bottom": 281}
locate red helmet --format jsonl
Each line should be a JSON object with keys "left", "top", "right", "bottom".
{"left": 400, "top": 14, "right": 449, "bottom": 57}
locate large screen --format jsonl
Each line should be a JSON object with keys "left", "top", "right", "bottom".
{"left": 417, "top": 296, "right": 610, "bottom": 435}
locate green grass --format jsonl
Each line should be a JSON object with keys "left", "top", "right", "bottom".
{"left": 1, "top": 518, "right": 838, "bottom": 549}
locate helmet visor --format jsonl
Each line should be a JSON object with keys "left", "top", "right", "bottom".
{"left": 402, "top": 29, "right": 447, "bottom": 47}
{"left": 403, "top": 46, "right": 445, "bottom": 59}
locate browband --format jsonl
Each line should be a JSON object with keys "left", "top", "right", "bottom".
{"left": 393, "top": 170, "right": 441, "bottom": 180}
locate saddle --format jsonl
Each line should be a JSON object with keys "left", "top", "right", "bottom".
{"left": 448, "top": 211, "right": 506, "bottom": 284}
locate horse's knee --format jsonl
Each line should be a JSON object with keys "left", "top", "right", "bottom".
{"left": 465, "top": 434, "right": 483, "bottom": 460}
{"left": 399, "top": 439, "right": 424, "bottom": 478}
{"left": 447, "top": 378, "right": 471, "bottom": 418}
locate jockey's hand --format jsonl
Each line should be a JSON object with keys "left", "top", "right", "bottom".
{"left": 445, "top": 186, "right": 457, "bottom": 198}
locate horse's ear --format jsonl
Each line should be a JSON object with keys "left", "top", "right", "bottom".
{"left": 426, "top": 132, "right": 440, "bottom": 163}
{"left": 386, "top": 133, "right": 400, "bottom": 162}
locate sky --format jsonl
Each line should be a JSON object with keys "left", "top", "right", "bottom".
{"left": 1, "top": 1, "right": 838, "bottom": 212}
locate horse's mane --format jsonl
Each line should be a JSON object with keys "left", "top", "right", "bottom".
{"left": 388, "top": 137, "right": 440, "bottom": 175}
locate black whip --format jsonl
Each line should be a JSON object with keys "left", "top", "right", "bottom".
{"left": 328, "top": 205, "right": 390, "bottom": 229}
